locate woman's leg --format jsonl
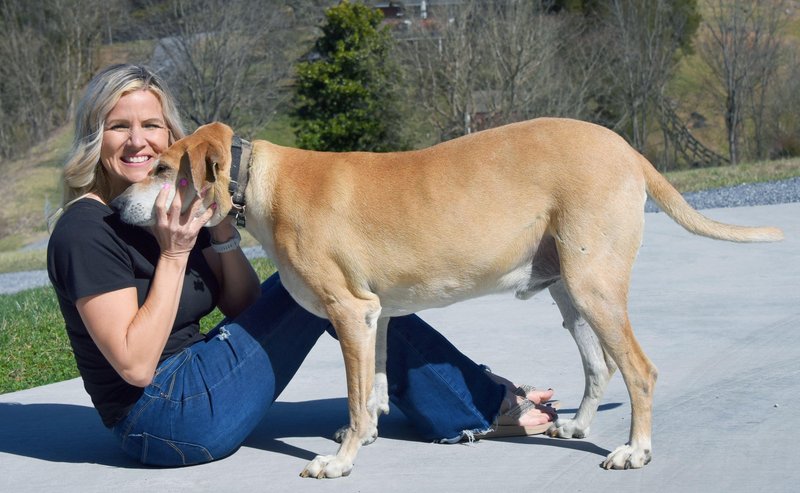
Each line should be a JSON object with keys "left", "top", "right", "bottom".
{"left": 384, "top": 315, "right": 508, "bottom": 443}
{"left": 114, "top": 273, "right": 332, "bottom": 466}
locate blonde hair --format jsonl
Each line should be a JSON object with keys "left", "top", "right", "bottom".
{"left": 49, "top": 64, "right": 185, "bottom": 230}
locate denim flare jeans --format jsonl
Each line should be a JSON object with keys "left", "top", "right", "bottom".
{"left": 112, "top": 273, "right": 506, "bottom": 466}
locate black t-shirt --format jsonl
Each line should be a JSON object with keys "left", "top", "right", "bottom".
{"left": 47, "top": 198, "right": 219, "bottom": 427}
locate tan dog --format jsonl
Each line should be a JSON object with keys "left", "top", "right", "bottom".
{"left": 114, "top": 118, "right": 783, "bottom": 478}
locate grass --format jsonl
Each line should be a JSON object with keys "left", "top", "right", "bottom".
{"left": 0, "top": 257, "right": 276, "bottom": 395}
{"left": 661, "top": 157, "right": 800, "bottom": 193}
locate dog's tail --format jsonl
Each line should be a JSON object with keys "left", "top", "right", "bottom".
{"left": 640, "top": 156, "right": 784, "bottom": 242}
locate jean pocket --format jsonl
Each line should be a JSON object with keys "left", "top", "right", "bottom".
{"left": 124, "top": 432, "right": 214, "bottom": 467}
{"left": 150, "top": 349, "right": 191, "bottom": 397}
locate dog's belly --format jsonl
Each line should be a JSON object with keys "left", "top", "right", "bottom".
{"left": 280, "top": 259, "right": 552, "bottom": 319}
{"left": 378, "top": 263, "right": 555, "bottom": 316}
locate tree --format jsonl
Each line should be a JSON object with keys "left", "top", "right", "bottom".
{"left": 0, "top": 0, "right": 110, "bottom": 158}
{"left": 399, "top": 0, "right": 605, "bottom": 142}
{"left": 144, "top": 0, "right": 295, "bottom": 133}
{"left": 600, "top": 0, "right": 699, "bottom": 152}
{"left": 292, "top": 0, "right": 408, "bottom": 152}
{"left": 698, "top": 0, "right": 786, "bottom": 164}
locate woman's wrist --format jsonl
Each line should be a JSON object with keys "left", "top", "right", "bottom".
{"left": 211, "top": 227, "right": 241, "bottom": 253}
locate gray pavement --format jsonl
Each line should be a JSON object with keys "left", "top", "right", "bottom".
{"left": 1, "top": 203, "right": 798, "bottom": 493}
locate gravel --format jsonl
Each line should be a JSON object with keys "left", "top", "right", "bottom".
{"left": 3, "top": 177, "right": 798, "bottom": 295}
{"left": 645, "top": 176, "right": 800, "bottom": 212}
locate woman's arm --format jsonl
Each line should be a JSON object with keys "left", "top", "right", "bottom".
{"left": 76, "top": 182, "right": 214, "bottom": 387}
{"left": 203, "top": 217, "right": 261, "bottom": 318}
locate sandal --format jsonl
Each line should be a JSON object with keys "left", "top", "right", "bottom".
{"left": 480, "top": 399, "right": 561, "bottom": 439}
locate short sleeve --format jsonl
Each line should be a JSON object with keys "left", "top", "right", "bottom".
{"left": 48, "top": 208, "right": 136, "bottom": 303}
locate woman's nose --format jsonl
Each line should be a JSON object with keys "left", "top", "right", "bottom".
{"left": 128, "top": 126, "right": 147, "bottom": 146}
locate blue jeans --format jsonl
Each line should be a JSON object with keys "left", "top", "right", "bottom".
{"left": 112, "top": 274, "right": 506, "bottom": 466}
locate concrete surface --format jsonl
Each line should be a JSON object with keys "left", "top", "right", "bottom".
{"left": 1, "top": 203, "right": 798, "bottom": 493}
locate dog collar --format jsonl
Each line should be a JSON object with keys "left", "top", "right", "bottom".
{"left": 229, "top": 135, "right": 252, "bottom": 227}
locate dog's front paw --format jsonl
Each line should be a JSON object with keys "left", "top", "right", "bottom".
{"left": 333, "top": 425, "right": 378, "bottom": 445}
{"left": 300, "top": 454, "right": 353, "bottom": 479}
{"left": 601, "top": 443, "right": 652, "bottom": 470}
{"left": 548, "top": 418, "right": 588, "bottom": 439}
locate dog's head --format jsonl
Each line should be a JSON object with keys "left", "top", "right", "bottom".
{"left": 113, "top": 122, "right": 235, "bottom": 227}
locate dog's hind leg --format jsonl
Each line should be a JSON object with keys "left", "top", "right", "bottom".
{"left": 562, "top": 272, "right": 657, "bottom": 470}
{"left": 548, "top": 281, "right": 617, "bottom": 440}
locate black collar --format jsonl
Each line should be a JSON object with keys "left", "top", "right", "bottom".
{"left": 228, "top": 135, "right": 252, "bottom": 227}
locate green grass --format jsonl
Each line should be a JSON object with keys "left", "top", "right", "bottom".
{"left": 662, "top": 158, "right": 800, "bottom": 193}
{"left": 0, "top": 285, "right": 78, "bottom": 393}
{"left": 0, "top": 257, "right": 276, "bottom": 394}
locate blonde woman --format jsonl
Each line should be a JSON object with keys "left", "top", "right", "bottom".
{"left": 47, "top": 64, "right": 556, "bottom": 467}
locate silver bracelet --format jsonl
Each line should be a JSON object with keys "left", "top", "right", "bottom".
{"left": 211, "top": 227, "right": 242, "bottom": 253}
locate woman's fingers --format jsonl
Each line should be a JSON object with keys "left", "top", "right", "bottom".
{"left": 154, "top": 182, "right": 173, "bottom": 226}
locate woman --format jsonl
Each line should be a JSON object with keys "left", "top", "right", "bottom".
{"left": 47, "top": 64, "right": 556, "bottom": 467}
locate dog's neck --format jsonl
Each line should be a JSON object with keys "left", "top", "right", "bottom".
{"left": 229, "top": 135, "right": 252, "bottom": 227}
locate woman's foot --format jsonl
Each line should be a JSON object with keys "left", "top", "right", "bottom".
{"left": 498, "top": 390, "right": 557, "bottom": 427}
{"left": 484, "top": 368, "right": 555, "bottom": 405}
{"left": 478, "top": 388, "right": 558, "bottom": 439}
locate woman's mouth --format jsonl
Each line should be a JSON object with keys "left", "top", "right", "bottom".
{"left": 122, "top": 155, "right": 152, "bottom": 166}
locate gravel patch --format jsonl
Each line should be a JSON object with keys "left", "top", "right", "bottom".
{"left": 3, "top": 178, "right": 798, "bottom": 295}
{"left": 645, "top": 177, "right": 800, "bottom": 212}
{"left": 0, "top": 270, "right": 52, "bottom": 295}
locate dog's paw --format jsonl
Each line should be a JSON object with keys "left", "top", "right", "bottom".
{"left": 548, "top": 418, "right": 588, "bottom": 439}
{"left": 300, "top": 454, "right": 353, "bottom": 479}
{"left": 601, "top": 444, "right": 652, "bottom": 470}
{"left": 333, "top": 424, "right": 378, "bottom": 445}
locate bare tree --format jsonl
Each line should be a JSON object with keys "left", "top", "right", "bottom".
{"left": 397, "top": 0, "right": 604, "bottom": 142}
{"left": 698, "top": 0, "right": 786, "bottom": 164}
{"left": 478, "top": 1, "right": 603, "bottom": 126}
{"left": 602, "top": 0, "right": 698, "bottom": 152}
{"left": 764, "top": 47, "right": 800, "bottom": 158}
{"left": 396, "top": 1, "right": 482, "bottom": 141}
{"left": 146, "top": 0, "right": 297, "bottom": 133}
{"left": 0, "top": 0, "right": 109, "bottom": 158}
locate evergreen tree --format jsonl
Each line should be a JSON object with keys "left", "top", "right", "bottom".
{"left": 292, "top": 0, "right": 407, "bottom": 152}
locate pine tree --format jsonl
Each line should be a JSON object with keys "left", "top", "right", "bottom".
{"left": 292, "top": 0, "right": 407, "bottom": 152}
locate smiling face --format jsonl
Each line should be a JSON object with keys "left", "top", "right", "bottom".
{"left": 100, "top": 89, "right": 170, "bottom": 200}
{"left": 112, "top": 122, "right": 235, "bottom": 228}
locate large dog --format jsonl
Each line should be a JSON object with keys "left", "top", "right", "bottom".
{"left": 114, "top": 118, "right": 783, "bottom": 478}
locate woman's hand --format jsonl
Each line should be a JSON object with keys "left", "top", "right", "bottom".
{"left": 151, "top": 179, "right": 216, "bottom": 258}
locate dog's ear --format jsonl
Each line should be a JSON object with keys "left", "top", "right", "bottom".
{"left": 183, "top": 141, "right": 216, "bottom": 191}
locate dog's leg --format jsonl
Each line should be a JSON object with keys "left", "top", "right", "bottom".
{"left": 566, "top": 278, "right": 657, "bottom": 470}
{"left": 300, "top": 295, "right": 381, "bottom": 479}
{"left": 370, "top": 317, "right": 391, "bottom": 418}
{"left": 548, "top": 281, "right": 617, "bottom": 439}
{"left": 334, "top": 317, "right": 390, "bottom": 445}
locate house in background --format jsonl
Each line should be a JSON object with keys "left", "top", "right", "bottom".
{"left": 373, "top": 1, "right": 464, "bottom": 30}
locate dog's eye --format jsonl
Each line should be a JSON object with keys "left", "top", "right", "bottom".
{"left": 154, "top": 164, "right": 170, "bottom": 175}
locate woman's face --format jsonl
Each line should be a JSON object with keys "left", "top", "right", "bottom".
{"left": 100, "top": 89, "right": 170, "bottom": 199}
